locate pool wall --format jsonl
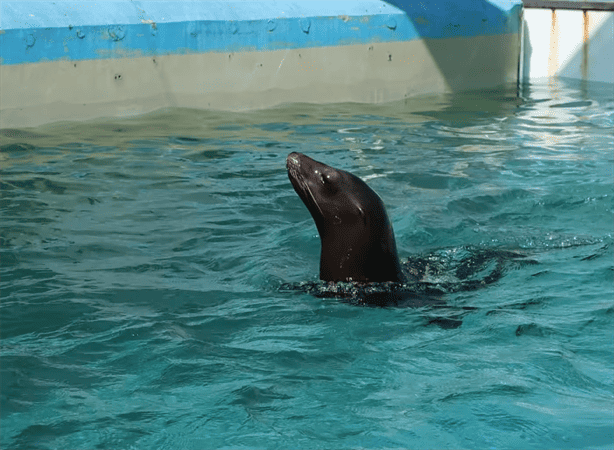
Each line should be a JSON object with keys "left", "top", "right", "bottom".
{"left": 1, "top": 1, "right": 522, "bottom": 127}
{"left": 520, "top": 2, "right": 613, "bottom": 83}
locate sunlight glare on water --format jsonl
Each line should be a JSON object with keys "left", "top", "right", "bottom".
{"left": 1, "top": 78, "right": 613, "bottom": 449}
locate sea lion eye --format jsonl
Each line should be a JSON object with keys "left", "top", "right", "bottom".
{"left": 321, "top": 169, "right": 338, "bottom": 185}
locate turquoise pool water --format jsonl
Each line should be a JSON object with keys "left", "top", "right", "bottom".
{"left": 1, "top": 78, "right": 613, "bottom": 449}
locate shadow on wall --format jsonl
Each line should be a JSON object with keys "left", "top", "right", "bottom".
{"left": 521, "top": 17, "right": 533, "bottom": 82}
{"left": 386, "top": 0, "right": 522, "bottom": 89}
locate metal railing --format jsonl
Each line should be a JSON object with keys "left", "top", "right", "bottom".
{"left": 523, "top": 0, "right": 614, "bottom": 10}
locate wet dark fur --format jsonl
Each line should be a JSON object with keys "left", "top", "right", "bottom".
{"left": 286, "top": 152, "right": 404, "bottom": 283}
{"left": 284, "top": 152, "right": 536, "bottom": 322}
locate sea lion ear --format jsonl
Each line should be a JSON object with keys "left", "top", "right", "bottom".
{"left": 357, "top": 206, "right": 367, "bottom": 224}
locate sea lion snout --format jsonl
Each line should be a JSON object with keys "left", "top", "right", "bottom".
{"left": 286, "top": 152, "right": 302, "bottom": 170}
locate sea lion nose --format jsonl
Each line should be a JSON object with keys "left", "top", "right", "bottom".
{"left": 286, "top": 152, "right": 302, "bottom": 169}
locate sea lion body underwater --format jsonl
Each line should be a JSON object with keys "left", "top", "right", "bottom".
{"left": 286, "top": 152, "right": 405, "bottom": 283}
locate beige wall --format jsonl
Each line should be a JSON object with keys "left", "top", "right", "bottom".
{"left": 1, "top": 34, "right": 519, "bottom": 128}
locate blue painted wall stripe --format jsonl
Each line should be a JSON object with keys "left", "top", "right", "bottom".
{"left": 1, "top": 1, "right": 522, "bottom": 66}
{"left": 1, "top": 1, "right": 404, "bottom": 28}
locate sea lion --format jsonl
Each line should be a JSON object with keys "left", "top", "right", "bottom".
{"left": 286, "top": 152, "right": 405, "bottom": 283}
